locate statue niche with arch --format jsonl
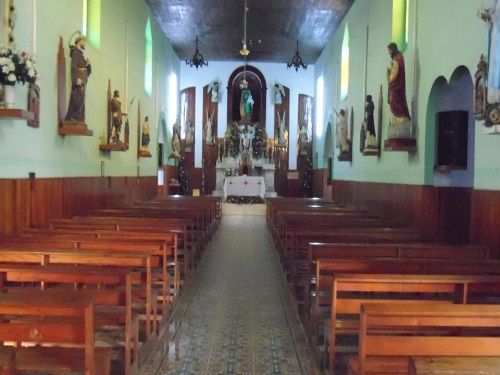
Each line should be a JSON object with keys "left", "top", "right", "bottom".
{"left": 226, "top": 65, "right": 267, "bottom": 175}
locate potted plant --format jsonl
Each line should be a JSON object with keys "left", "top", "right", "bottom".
{"left": 0, "top": 47, "right": 38, "bottom": 108}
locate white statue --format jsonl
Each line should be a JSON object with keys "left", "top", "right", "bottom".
{"left": 298, "top": 124, "right": 309, "bottom": 155}
{"left": 277, "top": 110, "right": 287, "bottom": 146}
{"left": 208, "top": 80, "right": 219, "bottom": 103}
{"left": 205, "top": 109, "right": 215, "bottom": 145}
{"left": 335, "top": 109, "right": 349, "bottom": 154}
{"left": 274, "top": 83, "right": 285, "bottom": 105}
{"left": 185, "top": 120, "right": 194, "bottom": 146}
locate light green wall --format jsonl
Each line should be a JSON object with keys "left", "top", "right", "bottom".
{"left": 0, "top": 0, "right": 179, "bottom": 178}
{"left": 314, "top": 0, "right": 500, "bottom": 190}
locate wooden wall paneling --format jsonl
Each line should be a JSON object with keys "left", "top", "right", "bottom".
{"left": 332, "top": 180, "right": 442, "bottom": 240}
{"left": 471, "top": 189, "right": 500, "bottom": 259}
{"left": 202, "top": 85, "right": 218, "bottom": 195}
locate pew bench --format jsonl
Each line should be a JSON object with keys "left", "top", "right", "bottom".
{"left": 348, "top": 303, "right": 500, "bottom": 375}
{"left": 409, "top": 356, "right": 500, "bottom": 375}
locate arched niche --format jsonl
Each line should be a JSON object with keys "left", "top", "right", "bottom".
{"left": 424, "top": 66, "right": 475, "bottom": 188}
{"left": 227, "top": 65, "right": 267, "bottom": 127}
{"left": 323, "top": 114, "right": 335, "bottom": 179}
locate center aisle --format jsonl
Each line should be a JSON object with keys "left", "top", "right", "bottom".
{"left": 157, "top": 212, "right": 318, "bottom": 375}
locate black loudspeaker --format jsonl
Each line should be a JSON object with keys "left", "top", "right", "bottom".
{"left": 158, "top": 143, "right": 164, "bottom": 168}
{"left": 435, "top": 110, "right": 468, "bottom": 171}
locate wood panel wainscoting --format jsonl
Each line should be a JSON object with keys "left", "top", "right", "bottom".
{"left": 328, "top": 180, "right": 473, "bottom": 245}
{"left": 471, "top": 189, "right": 500, "bottom": 259}
{"left": 0, "top": 176, "right": 158, "bottom": 237}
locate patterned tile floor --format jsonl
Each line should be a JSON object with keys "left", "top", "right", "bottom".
{"left": 155, "top": 214, "right": 318, "bottom": 375}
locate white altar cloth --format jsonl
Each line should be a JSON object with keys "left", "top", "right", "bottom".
{"left": 223, "top": 176, "right": 266, "bottom": 200}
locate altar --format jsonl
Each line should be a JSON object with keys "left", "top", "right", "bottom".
{"left": 223, "top": 176, "right": 266, "bottom": 200}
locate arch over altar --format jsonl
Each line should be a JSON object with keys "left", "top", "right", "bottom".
{"left": 212, "top": 65, "right": 277, "bottom": 199}
{"left": 227, "top": 65, "right": 267, "bottom": 127}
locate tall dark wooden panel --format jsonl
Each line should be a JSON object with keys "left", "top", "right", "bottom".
{"left": 202, "top": 85, "right": 218, "bottom": 195}
{"left": 297, "top": 94, "right": 313, "bottom": 197}
{"left": 180, "top": 86, "right": 196, "bottom": 194}
{"left": 274, "top": 85, "right": 289, "bottom": 196}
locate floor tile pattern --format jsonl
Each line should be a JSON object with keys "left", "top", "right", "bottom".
{"left": 157, "top": 215, "right": 315, "bottom": 375}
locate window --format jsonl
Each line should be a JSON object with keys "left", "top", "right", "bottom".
{"left": 168, "top": 72, "right": 178, "bottom": 126}
{"left": 392, "top": 0, "right": 409, "bottom": 52}
{"left": 340, "top": 25, "right": 350, "bottom": 101}
{"left": 316, "top": 76, "right": 324, "bottom": 137}
{"left": 145, "top": 18, "right": 153, "bottom": 96}
{"left": 82, "top": 0, "right": 100, "bottom": 49}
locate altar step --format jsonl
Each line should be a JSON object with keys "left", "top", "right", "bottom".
{"left": 212, "top": 190, "right": 278, "bottom": 199}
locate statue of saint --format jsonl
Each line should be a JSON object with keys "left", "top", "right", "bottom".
{"left": 171, "top": 118, "right": 181, "bottom": 158}
{"left": 487, "top": 0, "right": 500, "bottom": 104}
{"left": 208, "top": 81, "right": 219, "bottom": 103}
{"left": 274, "top": 83, "right": 285, "bottom": 105}
{"left": 141, "top": 116, "right": 150, "bottom": 151}
{"left": 386, "top": 42, "right": 411, "bottom": 138}
{"left": 335, "top": 109, "right": 350, "bottom": 154}
{"left": 185, "top": 120, "right": 194, "bottom": 151}
{"left": 65, "top": 36, "right": 91, "bottom": 122}
{"left": 364, "top": 95, "right": 377, "bottom": 149}
{"left": 205, "top": 109, "right": 214, "bottom": 145}
{"left": 298, "top": 124, "right": 309, "bottom": 155}
{"left": 239, "top": 79, "right": 254, "bottom": 120}
{"left": 277, "top": 110, "right": 287, "bottom": 146}
{"left": 110, "top": 90, "right": 122, "bottom": 144}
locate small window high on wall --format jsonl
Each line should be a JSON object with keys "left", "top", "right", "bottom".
{"left": 145, "top": 18, "right": 153, "bottom": 96}
{"left": 316, "top": 76, "right": 324, "bottom": 137}
{"left": 82, "top": 0, "right": 100, "bottom": 49}
{"left": 340, "top": 25, "right": 349, "bottom": 101}
{"left": 392, "top": 0, "right": 409, "bottom": 52}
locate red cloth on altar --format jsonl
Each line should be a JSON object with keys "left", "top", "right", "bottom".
{"left": 388, "top": 53, "right": 410, "bottom": 119}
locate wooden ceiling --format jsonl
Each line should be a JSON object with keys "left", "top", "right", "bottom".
{"left": 146, "top": 0, "right": 354, "bottom": 63}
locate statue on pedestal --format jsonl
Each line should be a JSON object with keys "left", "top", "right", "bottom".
{"left": 170, "top": 118, "right": 181, "bottom": 159}
{"left": 335, "top": 108, "right": 350, "bottom": 158}
{"left": 239, "top": 79, "right": 254, "bottom": 120}
{"left": 205, "top": 109, "right": 215, "bottom": 145}
{"left": 141, "top": 116, "right": 150, "bottom": 152}
{"left": 364, "top": 95, "right": 378, "bottom": 150}
{"left": 110, "top": 90, "right": 122, "bottom": 143}
{"left": 65, "top": 36, "right": 91, "bottom": 122}
{"left": 386, "top": 42, "right": 412, "bottom": 139}
{"left": 208, "top": 80, "right": 219, "bottom": 103}
{"left": 298, "top": 124, "right": 309, "bottom": 155}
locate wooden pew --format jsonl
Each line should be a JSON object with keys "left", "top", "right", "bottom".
{"left": 51, "top": 217, "right": 192, "bottom": 274}
{"left": 409, "top": 356, "right": 500, "bottom": 375}
{"left": 0, "top": 290, "right": 111, "bottom": 375}
{"left": 348, "top": 303, "right": 500, "bottom": 375}
{"left": 327, "top": 273, "right": 500, "bottom": 372}
{"left": 303, "top": 243, "right": 489, "bottom": 317}
{"left": 0, "top": 264, "right": 140, "bottom": 374}
{"left": 0, "top": 237, "right": 170, "bottom": 332}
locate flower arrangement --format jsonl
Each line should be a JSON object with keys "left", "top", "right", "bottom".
{"left": 0, "top": 47, "right": 39, "bottom": 86}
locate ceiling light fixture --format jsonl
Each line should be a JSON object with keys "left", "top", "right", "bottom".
{"left": 287, "top": 40, "right": 307, "bottom": 72}
{"left": 185, "top": 36, "right": 208, "bottom": 69}
{"left": 240, "top": 0, "right": 250, "bottom": 57}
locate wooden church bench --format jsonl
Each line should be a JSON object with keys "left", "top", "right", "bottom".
{"left": 0, "top": 264, "right": 145, "bottom": 374}
{"left": 300, "top": 243, "right": 489, "bottom": 316}
{"left": 409, "top": 356, "right": 500, "bottom": 375}
{"left": 326, "top": 273, "right": 500, "bottom": 372}
{"left": 0, "top": 238, "right": 172, "bottom": 321}
{"left": 311, "top": 258, "right": 500, "bottom": 355}
{"left": 0, "top": 290, "right": 111, "bottom": 375}
{"left": 0, "top": 347, "right": 15, "bottom": 375}
{"left": 347, "top": 303, "right": 500, "bottom": 375}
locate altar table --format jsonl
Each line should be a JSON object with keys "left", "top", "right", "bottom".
{"left": 223, "top": 176, "right": 266, "bottom": 200}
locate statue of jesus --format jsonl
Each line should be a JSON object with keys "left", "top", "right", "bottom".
{"left": 239, "top": 79, "right": 254, "bottom": 120}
